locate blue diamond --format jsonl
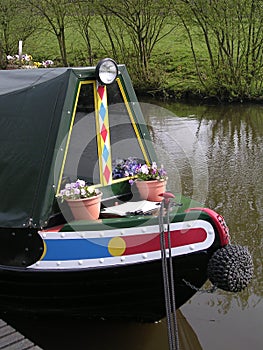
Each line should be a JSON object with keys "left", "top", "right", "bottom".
{"left": 102, "top": 145, "right": 109, "bottom": 161}
{"left": 100, "top": 104, "right": 106, "bottom": 121}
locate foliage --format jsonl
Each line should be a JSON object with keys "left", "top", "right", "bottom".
{"left": 28, "top": 0, "right": 73, "bottom": 66}
{"left": 1, "top": 0, "right": 263, "bottom": 100}
{"left": 175, "top": 0, "right": 263, "bottom": 100}
{"left": 0, "top": 0, "right": 39, "bottom": 68}
{"left": 69, "top": 0, "right": 98, "bottom": 65}
{"left": 57, "top": 179, "right": 99, "bottom": 202}
{"left": 97, "top": 0, "right": 177, "bottom": 82}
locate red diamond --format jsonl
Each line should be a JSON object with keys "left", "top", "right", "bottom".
{"left": 104, "top": 165, "right": 111, "bottom": 183}
{"left": 100, "top": 124, "right": 108, "bottom": 142}
{"left": 98, "top": 85, "right": 105, "bottom": 100}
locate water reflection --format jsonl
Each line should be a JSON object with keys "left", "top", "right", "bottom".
{"left": 4, "top": 310, "right": 202, "bottom": 350}
{"left": 141, "top": 100, "right": 262, "bottom": 349}
{"left": 142, "top": 101, "right": 262, "bottom": 297}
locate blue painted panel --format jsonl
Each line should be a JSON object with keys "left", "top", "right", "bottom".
{"left": 42, "top": 238, "right": 111, "bottom": 260}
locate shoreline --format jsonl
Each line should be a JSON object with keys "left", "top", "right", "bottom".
{"left": 136, "top": 88, "right": 263, "bottom": 105}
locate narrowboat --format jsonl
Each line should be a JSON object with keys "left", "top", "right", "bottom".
{"left": 0, "top": 59, "right": 253, "bottom": 322}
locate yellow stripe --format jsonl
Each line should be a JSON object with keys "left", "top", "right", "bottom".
{"left": 39, "top": 240, "right": 47, "bottom": 261}
{"left": 116, "top": 78, "right": 150, "bottom": 165}
{"left": 57, "top": 81, "right": 95, "bottom": 194}
{"left": 57, "top": 77, "right": 149, "bottom": 192}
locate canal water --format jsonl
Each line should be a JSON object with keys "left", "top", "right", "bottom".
{"left": 5, "top": 101, "right": 263, "bottom": 349}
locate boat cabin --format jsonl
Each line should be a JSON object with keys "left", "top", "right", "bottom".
{"left": 0, "top": 59, "right": 157, "bottom": 229}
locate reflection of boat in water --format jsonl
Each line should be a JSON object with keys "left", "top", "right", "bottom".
{"left": 3, "top": 310, "right": 202, "bottom": 350}
{"left": 177, "top": 310, "right": 202, "bottom": 350}
{"left": 0, "top": 59, "right": 253, "bottom": 322}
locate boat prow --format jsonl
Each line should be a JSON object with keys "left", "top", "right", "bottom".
{"left": 0, "top": 59, "right": 253, "bottom": 321}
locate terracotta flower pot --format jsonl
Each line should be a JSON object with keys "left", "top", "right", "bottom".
{"left": 66, "top": 192, "right": 102, "bottom": 221}
{"left": 135, "top": 180, "right": 167, "bottom": 202}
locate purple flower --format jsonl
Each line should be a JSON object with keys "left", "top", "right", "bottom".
{"left": 135, "top": 162, "right": 168, "bottom": 181}
{"left": 76, "top": 179, "right": 85, "bottom": 188}
{"left": 57, "top": 179, "right": 99, "bottom": 202}
{"left": 112, "top": 158, "right": 167, "bottom": 182}
{"left": 74, "top": 188, "right": 80, "bottom": 195}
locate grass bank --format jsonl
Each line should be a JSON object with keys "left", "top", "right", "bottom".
{"left": 23, "top": 21, "right": 262, "bottom": 103}
{"left": 22, "top": 22, "right": 205, "bottom": 97}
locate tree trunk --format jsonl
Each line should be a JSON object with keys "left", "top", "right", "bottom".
{"left": 57, "top": 29, "right": 68, "bottom": 66}
{"left": 0, "top": 41, "right": 7, "bottom": 69}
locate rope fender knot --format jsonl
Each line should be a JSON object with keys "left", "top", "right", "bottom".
{"left": 207, "top": 244, "right": 254, "bottom": 293}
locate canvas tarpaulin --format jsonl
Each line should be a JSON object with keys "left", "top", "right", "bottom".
{"left": 0, "top": 68, "right": 71, "bottom": 228}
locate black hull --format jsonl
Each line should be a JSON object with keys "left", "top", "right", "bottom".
{"left": 0, "top": 251, "right": 212, "bottom": 322}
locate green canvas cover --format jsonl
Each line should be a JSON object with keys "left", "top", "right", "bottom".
{"left": 0, "top": 68, "right": 73, "bottom": 228}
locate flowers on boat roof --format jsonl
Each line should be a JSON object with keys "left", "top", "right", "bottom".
{"left": 6, "top": 54, "right": 54, "bottom": 68}
{"left": 112, "top": 157, "right": 167, "bottom": 181}
{"left": 57, "top": 179, "right": 99, "bottom": 202}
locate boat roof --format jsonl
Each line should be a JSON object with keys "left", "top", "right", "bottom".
{"left": 0, "top": 64, "right": 156, "bottom": 228}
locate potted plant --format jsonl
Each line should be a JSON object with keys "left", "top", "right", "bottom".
{"left": 134, "top": 162, "right": 168, "bottom": 202}
{"left": 112, "top": 158, "right": 168, "bottom": 202}
{"left": 57, "top": 179, "right": 102, "bottom": 221}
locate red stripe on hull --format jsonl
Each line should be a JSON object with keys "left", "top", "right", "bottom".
{"left": 124, "top": 228, "right": 207, "bottom": 255}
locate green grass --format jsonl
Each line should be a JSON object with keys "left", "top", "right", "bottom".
{"left": 23, "top": 19, "right": 260, "bottom": 101}
{"left": 22, "top": 19, "right": 208, "bottom": 98}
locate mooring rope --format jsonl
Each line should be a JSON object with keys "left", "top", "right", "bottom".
{"left": 159, "top": 197, "right": 180, "bottom": 350}
{"left": 166, "top": 199, "right": 180, "bottom": 350}
{"left": 159, "top": 201, "right": 174, "bottom": 349}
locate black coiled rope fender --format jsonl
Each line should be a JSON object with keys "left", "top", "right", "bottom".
{"left": 207, "top": 244, "right": 254, "bottom": 292}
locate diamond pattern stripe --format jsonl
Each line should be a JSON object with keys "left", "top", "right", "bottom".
{"left": 97, "top": 84, "right": 112, "bottom": 185}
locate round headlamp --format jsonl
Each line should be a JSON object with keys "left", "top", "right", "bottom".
{"left": 95, "top": 58, "right": 118, "bottom": 85}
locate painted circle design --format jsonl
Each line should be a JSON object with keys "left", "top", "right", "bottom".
{"left": 108, "top": 237, "right": 126, "bottom": 256}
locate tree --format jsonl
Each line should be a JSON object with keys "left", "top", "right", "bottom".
{"left": 28, "top": 0, "right": 73, "bottom": 66}
{"left": 98, "top": 0, "right": 177, "bottom": 82}
{"left": 175, "top": 0, "right": 263, "bottom": 99}
{"left": 70, "top": 0, "right": 96, "bottom": 65}
{"left": 0, "top": 0, "right": 38, "bottom": 67}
